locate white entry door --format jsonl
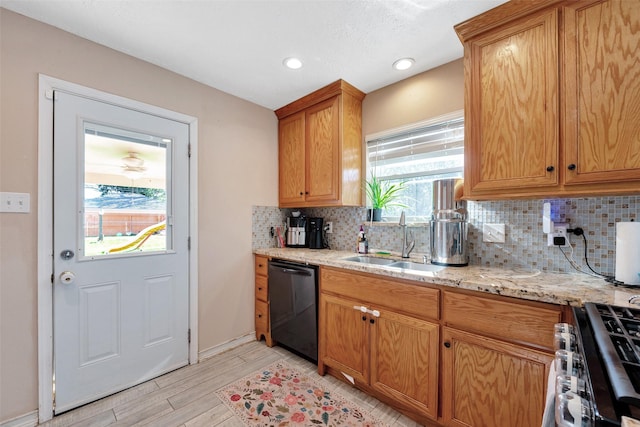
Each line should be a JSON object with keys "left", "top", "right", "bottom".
{"left": 52, "top": 91, "right": 190, "bottom": 413}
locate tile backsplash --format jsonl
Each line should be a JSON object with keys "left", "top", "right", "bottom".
{"left": 253, "top": 195, "right": 639, "bottom": 274}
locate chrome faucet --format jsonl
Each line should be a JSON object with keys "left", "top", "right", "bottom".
{"left": 399, "top": 211, "right": 415, "bottom": 258}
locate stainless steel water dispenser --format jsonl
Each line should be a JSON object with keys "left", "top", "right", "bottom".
{"left": 430, "top": 178, "right": 468, "bottom": 266}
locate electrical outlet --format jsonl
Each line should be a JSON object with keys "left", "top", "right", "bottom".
{"left": 326, "top": 221, "right": 333, "bottom": 234}
{"left": 483, "top": 223, "right": 505, "bottom": 243}
{"left": 547, "top": 223, "right": 570, "bottom": 247}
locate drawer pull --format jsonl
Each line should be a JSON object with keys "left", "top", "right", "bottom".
{"left": 362, "top": 316, "right": 367, "bottom": 321}
{"left": 444, "top": 341, "right": 451, "bottom": 348}
{"left": 257, "top": 314, "right": 262, "bottom": 318}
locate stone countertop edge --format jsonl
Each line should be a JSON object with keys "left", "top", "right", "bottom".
{"left": 253, "top": 247, "right": 628, "bottom": 307}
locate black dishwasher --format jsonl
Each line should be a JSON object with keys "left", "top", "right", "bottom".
{"left": 268, "top": 259, "right": 318, "bottom": 363}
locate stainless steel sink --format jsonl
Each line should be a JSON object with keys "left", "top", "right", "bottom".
{"left": 342, "top": 256, "right": 397, "bottom": 266}
{"left": 387, "top": 261, "right": 445, "bottom": 272}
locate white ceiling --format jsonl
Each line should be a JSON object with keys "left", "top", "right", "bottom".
{"left": 1, "top": 0, "right": 508, "bottom": 110}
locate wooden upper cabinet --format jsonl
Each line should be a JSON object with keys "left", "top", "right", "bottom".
{"left": 305, "top": 97, "right": 340, "bottom": 203}
{"left": 456, "top": 0, "right": 640, "bottom": 199}
{"left": 563, "top": 0, "right": 640, "bottom": 186}
{"left": 465, "top": 9, "right": 559, "bottom": 195}
{"left": 275, "top": 80, "right": 365, "bottom": 208}
{"left": 278, "top": 112, "right": 306, "bottom": 205}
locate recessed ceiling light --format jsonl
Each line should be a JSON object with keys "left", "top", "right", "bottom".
{"left": 392, "top": 58, "right": 415, "bottom": 71}
{"left": 283, "top": 57, "right": 303, "bottom": 70}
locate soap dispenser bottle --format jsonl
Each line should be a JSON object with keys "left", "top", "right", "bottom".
{"left": 357, "top": 225, "right": 368, "bottom": 254}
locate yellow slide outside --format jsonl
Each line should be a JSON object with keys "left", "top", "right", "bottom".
{"left": 108, "top": 221, "right": 166, "bottom": 253}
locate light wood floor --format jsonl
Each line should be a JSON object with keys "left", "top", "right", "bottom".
{"left": 39, "top": 340, "right": 422, "bottom": 427}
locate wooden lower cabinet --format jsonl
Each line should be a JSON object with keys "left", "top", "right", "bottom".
{"left": 320, "top": 294, "right": 369, "bottom": 383}
{"left": 370, "top": 309, "right": 439, "bottom": 419}
{"left": 318, "top": 267, "right": 561, "bottom": 426}
{"left": 254, "top": 255, "right": 273, "bottom": 346}
{"left": 319, "top": 268, "right": 440, "bottom": 421}
{"left": 441, "top": 327, "right": 553, "bottom": 427}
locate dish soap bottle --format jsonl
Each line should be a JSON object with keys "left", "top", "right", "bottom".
{"left": 357, "top": 225, "right": 368, "bottom": 254}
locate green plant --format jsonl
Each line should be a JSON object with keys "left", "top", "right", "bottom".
{"left": 365, "top": 173, "right": 408, "bottom": 209}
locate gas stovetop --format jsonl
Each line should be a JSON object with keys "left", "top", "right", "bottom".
{"left": 585, "top": 303, "right": 640, "bottom": 407}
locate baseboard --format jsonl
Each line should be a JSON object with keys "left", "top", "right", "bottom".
{"left": 0, "top": 411, "right": 38, "bottom": 427}
{"left": 198, "top": 332, "right": 257, "bottom": 361}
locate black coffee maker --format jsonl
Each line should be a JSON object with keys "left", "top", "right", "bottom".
{"left": 308, "top": 217, "right": 325, "bottom": 249}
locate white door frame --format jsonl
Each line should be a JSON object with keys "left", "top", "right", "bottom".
{"left": 37, "top": 74, "right": 199, "bottom": 423}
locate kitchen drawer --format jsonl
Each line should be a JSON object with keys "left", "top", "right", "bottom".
{"left": 321, "top": 267, "right": 439, "bottom": 321}
{"left": 255, "top": 299, "right": 269, "bottom": 332}
{"left": 255, "top": 275, "right": 268, "bottom": 301}
{"left": 255, "top": 255, "right": 268, "bottom": 277}
{"left": 442, "top": 290, "right": 562, "bottom": 350}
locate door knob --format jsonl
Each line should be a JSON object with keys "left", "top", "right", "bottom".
{"left": 59, "top": 271, "right": 76, "bottom": 284}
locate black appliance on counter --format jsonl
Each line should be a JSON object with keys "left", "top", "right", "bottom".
{"left": 554, "top": 303, "right": 640, "bottom": 426}
{"left": 308, "top": 217, "right": 325, "bottom": 249}
{"left": 268, "top": 259, "right": 318, "bottom": 363}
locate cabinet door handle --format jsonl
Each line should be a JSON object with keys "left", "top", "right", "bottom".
{"left": 362, "top": 316, "right": 367, "bottom": 321}
{"left": 258, "top": 287, "right": 263, "bottom": 291}
{"left": 546, "top": 166, "right": 554, "bottom": 172}
{"left": 370, "top": 318, "right": 375, "bottom": 324}
{"left": 568, "top": 163, "right": 577, "bottom": 171}
{"left": 444, "top": 341, "right": 451, "bottom": 348}
{"left": 258, "top": 314, "right": 262, "bottom": 318}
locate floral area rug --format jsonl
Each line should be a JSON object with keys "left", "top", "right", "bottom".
{"left": 215, "top": 360, "right": 384, "bottom": 426}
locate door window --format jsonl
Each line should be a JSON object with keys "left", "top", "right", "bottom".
{"left": 82, "top": 122, "right": 172, "bottom": 258}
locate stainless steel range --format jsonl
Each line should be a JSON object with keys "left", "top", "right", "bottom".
{"left": 555, "top": 303, "right": 640, "bottom": 426}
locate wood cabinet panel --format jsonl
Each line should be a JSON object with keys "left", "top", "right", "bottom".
{"left": 370, "top": 310, "right": 439, "bottom": 419}
{"left": 318, "top": 293, "right": 369, "bottom": 383}
{"left": 564, "top": 0, "right": 640, "bottom": 185}
{"left": 278, "top": 112, "right": 306, "bottom": 205}
{"left": 305, "top": 97, "right": 340, "bottom": 203}
{"left": 254, "top": 255, "right": 268, "bottom": 277}
{"left": 443, "top": 291, "right": 562, "bottom": 351}
{"left": 255, "top": 299, "right": 269, "bottom": 336}
{"left": 465, "top": 10, "right": 558, "bottom": 193}
{"left": 321, "top": 267, "right": 439, "bottom": 321}
{"left": 441, "top": 327, "right": 553, "bottom": 427}
{"left": 255, "top": 275, "right": 267, "bottom": 301}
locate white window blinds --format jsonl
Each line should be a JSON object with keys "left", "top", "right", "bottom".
{"left": 367, "top": 113, "right": 464, "bottom": 176}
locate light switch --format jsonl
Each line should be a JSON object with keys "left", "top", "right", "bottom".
{"left": 0, "top": 192, "right": 31, "bottom": 213}
{"left": 483, "top": 223, "right": 505, "bottom": 243}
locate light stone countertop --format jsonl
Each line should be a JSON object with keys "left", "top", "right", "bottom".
{"left": 254, "top": 247, "right": 640, "bottom": 307}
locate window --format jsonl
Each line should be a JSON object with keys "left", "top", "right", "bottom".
{"left": 366, "top": 111, "right": 464, "bottom": 221}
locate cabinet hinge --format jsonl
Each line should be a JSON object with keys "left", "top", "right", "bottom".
{"left": 188, "top": 143, "right": 191, "bottom": 158}
{"left": 51, "top": 273, "right": 54, "bottom": 284}
{"left": 188, "top": 329, "right": 191, "bottom": 343}
{"left": 188, "top": 236, "right": 191, "bottom": 250}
